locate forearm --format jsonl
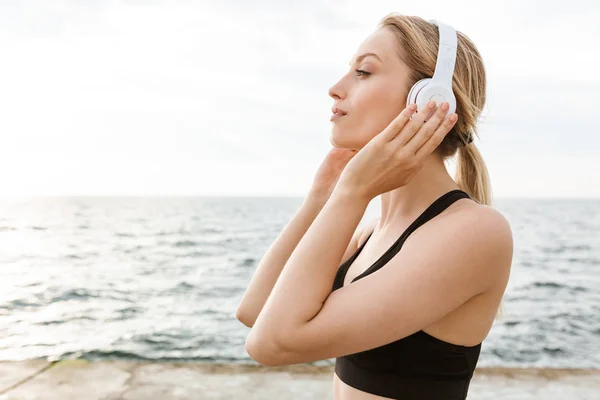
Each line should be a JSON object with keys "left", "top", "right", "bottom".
{"left": 248, "top": 187, "right": 369, "bottom": 343}
{"left": 236, "top": 196, "right": 327, "bottom": 327}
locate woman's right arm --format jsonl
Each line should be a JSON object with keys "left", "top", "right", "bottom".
{"left": 235, "top": 196, "right": 367, "bottom": 328}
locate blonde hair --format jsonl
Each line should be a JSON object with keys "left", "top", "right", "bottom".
{"left": 379, "top": 14, "right": 503, "bottom": 320}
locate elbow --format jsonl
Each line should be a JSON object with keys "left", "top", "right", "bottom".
{"left": 235, "top": 308, "right": 255, "bottom": 328}
{"left": 245, "top": 331, "right": 290, "bottom": 367}
{"left": 245, "top": 339, "right": 278, "bottom": 366}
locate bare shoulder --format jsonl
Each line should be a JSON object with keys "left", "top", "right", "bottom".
{"left": 442, "top": 197, "right": 512, "bottom": 233}
{"left": 459, "top": 202, "right": 514, "bottom": 294}
{"left": 464, "top": 203, "right": 513, "bottom": 259}
{"left": 411, "top": 199, "right": 514, "bottom": 290}
{"left": 414, "top": 196, "right": 512, "bottom": 238}
{"left": 452, "top": 200, "right": 513, "bottom": 253}
{"left": 462, "top": 201, "right": 513, "bottom": 245}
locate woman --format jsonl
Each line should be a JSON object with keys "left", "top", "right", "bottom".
{"left": 236, "top": 13, "right": 513, "bottom": 400}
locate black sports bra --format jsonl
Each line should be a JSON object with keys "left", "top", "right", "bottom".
{"left": 331, "top": 189, "right": 482, "bottom": 400}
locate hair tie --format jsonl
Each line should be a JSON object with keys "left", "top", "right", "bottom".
{"left": 461, "top": 131, "right": 474, "bottom": 146}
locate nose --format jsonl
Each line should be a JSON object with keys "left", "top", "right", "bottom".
{"left": 328, "top": 78, "right": 345, "bottom": 100}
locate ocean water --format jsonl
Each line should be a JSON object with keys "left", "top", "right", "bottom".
{"left": 0, "top": 196, "right": 599, "bottom": 368}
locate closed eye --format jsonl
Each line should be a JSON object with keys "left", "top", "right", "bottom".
{"left": 355, "top": 69, "right": 371, "bottom": 77}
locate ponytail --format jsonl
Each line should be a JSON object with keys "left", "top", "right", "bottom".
{"left": 455, "top": 142, "right": 492, "bottom": 206}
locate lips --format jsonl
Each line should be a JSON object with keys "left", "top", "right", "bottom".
{"left": 330, "top": 107, "right": 347, "bottom": 121}
{"left": 331, "top": 107, "right": 347, "bottom": 116}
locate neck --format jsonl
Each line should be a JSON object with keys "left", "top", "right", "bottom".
{"left": 377, "top": 153, "right": 461, "bottom": 233}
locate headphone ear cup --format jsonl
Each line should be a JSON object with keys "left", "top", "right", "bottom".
{"left": 406, "top": 78, "right": 431, "bottom": 110}
{"left": 414, "top": 83, "right": 457, "bottom": 116}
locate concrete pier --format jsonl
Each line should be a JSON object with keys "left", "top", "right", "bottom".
{"left": 0, "top": 360, "right": 598, "bottom": 399}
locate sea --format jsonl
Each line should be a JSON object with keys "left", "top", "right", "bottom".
{"left": 1, "top": 196, "right": 599, "bottom": 369}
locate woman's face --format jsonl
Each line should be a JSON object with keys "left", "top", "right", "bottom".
{"left": 328, "top": 27, "right": 412, "bottom": 150}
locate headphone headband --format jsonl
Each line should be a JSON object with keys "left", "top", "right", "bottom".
{"left": 429, "top": 19, "right": 457, "bottom": 85}
{"left": 406, "top": 18, "right": 459, "bottom": 121}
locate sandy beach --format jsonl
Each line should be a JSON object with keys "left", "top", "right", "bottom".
{"left": 0, "top": 360, "right": 598, "bottom": 399}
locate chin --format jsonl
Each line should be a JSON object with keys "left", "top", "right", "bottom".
{"left": 329, "top": 133, "right": 348, "bottom": 149}
{"left": 329, "top": 131, "right": 364, "bottom": 151}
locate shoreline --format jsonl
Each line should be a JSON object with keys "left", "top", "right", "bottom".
{"left": 1, "top": 360, "right": 599, "bottom": 399}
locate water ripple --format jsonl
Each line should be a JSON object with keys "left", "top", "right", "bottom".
{"left": 0, "top": 196, "right": 598, "bottom": 368}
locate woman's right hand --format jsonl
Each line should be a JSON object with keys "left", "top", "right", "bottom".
{"left": 307, "top": 147, "right": 358, "bottom": 204}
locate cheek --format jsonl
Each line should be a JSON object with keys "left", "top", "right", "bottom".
{"left": 330, "top": 81, "right": 406, "bottom": 149}
{"left": 354, "top": 89, "right": 404, "bottom": 138}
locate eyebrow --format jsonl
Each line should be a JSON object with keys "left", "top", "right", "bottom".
{"left": 349, "top": 52, "right": 382, "bottom": 66}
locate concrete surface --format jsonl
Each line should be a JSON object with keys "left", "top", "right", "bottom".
{"left": 0, "top": 360, "right": 598, "bottom": 399}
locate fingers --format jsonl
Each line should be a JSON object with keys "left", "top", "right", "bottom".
{"left": 402, "top": 101, "right": 452, "bottom": 152}
{"left": 378, "top": 104, "right": 418, "bottom": 142}
{"left": 393, "top": 100, "right": 439, "bottom": 146}
{"left": 414, "top": 104, "right": 458, "bottom": 158}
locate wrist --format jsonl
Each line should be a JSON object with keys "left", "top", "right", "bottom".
{"left": 331, "top": 184, "right": 372, "bottom": 208}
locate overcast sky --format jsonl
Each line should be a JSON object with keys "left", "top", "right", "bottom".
{"left": 0, "top": 0, "right": 598, "bottom": 198}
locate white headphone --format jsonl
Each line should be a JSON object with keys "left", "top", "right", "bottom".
{"left": 406, "top": 19, "right": 458, "bottom": 116}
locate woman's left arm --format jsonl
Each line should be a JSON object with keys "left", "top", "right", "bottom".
{"left": 245, "top": 187, "right": 370, "bottom": 360}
